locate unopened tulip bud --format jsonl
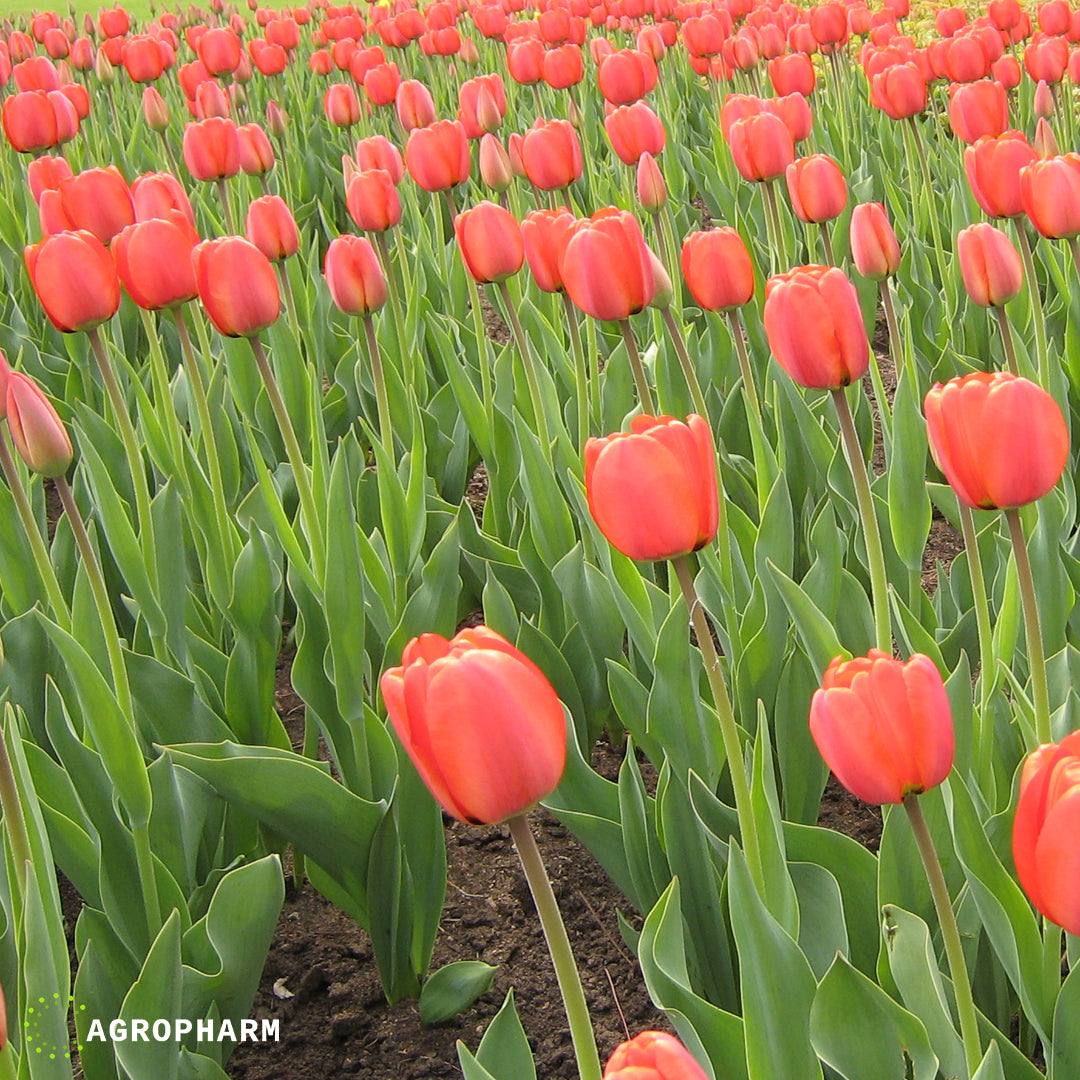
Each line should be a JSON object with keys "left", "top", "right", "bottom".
{"left": 479, "top": 133, "right": 513, "bottom": 192}
{"left": 507, "top": 131, "right": 526, "bottom": 178}
{"left": 5, "top": 370, "right": 73, "bottom": 477}
{"left": 142, "top": 85, "right": 169, "bottom": 131}
{"left": 459, "top": 36, "right": 480, "bottom": 64}
{"left": 568, "top": 96, "right": 584, "bottom": 129}
{"left": 342, "top": 153, "right": 359, "bottom": 184}
{"left": 646, "top": 247, "right": 673, "bottom": 309}
{"left": 1034, "top": 79, "right": 1055, "bottom": 119}
{"left": 265, "top": 99, "right": 287, "bottom": 138}
{"left": 1034, "top": 117, "right": 1059, "bottom": 158}
{"left": 956, "top": 222, "right": 1022, "bottom": 307}
{"left": 94, "top": 48, "right": 115, "bottom": 84}
{"left": 636, "top": 151, "right": 667, "bottom": 213}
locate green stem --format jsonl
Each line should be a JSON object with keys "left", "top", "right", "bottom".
{"left": 561, "top": 291, "right": 590, "bottom": 449}
{"left": 1013, "top": 221, "right": 1048, "bottom": 387}
{"left": 672, "top": 555, "right": 764, "bottom": 892}
{"left": 362, "top": 313, "right": 394, "bottom": 458}
{"left": 725, "top": 309, "right": 762, "bottom": 422}
{"left": 1005, "top": 507, "right": 1051, "bottom": 746}
{"left": 904, "top": 794, "right": 983, "bottom": 1079}
{"left": 216, "top": 176, "right": 234, "bottom": 234}
{"left": 376, "top": 230, "right": 415, "bottom": 395}
{"left": 53, "top": 474, "right": 134, "bottom": 721}
{"left": 618, "top": 319, "right": 656, "bottom": 415}
{"left": 659, "top": 307, "right": 709, "bottom": 420}
{"left": 831, "top": 388, "right": 891, "bottom": 652}
{"left": 958, "top": 504, "right": 994, "bottom": 786}
{"left": 992, "top": 306, "right": 1019, "bottom": 375}
{"left": 132, "top": 820, "right": 163, "bottom": 940}
{"left": 0, "top": 710, "right": 32, "bottom": 898}
{"left": 908, "top": 118, "right": 948, "bottom": 289}
{"left": 1068, "top": 237, "right": 1080, "bottom": 298}
{"left": 277, "top": 261, "right": 301, "bottom": 342}
{"left": 465, "top": 274, "right": 495, "bottom": 459}
{"left": 497, "top": 279, "right": 553, "bottom": 451}
{"left": 880, "top": 277, "right": 904, "bottom": 380}
{"left": 139, "top": 307, "right": 186, "bottom": 475}
{"left": 507, "top": 814, "right": 602, "bottom": 1080}
{"left": 819, "top": 221, "right": 837, "bottom": 267}
{"left": 0, "top": 431, "right": 70, "bottom": 628}
{"left": 248, "top": 335, "right": 326, "bottom": 573}
{"left": 761, "top": 179, "right": 785, "bottom": 274}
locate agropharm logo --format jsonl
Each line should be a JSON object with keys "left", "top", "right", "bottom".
{"left": 85, "top": 1017, "right": 280, "bottom": 1045}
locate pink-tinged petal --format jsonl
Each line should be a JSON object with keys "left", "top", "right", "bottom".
{"left": 1030, "top": 780, "right": 1080, "bottom": 934}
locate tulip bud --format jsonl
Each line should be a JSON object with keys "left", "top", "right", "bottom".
{"left": 849, "top": 202, "right": 901, "bottom": 280}
{"left": 246, "top": 195, "right": 299, "bottom": 262}
{"left": 786, "top": 153, "right": 848, "bottom": 223}
{"left": 681, "top": 228, "right": 755, "bottom": 311}
{"left": 192, "top": 237, "right": 280, "bottom": 337}
{"left": 142, "top": 85, "right": 170, "bottom": 131}
{"left": 636, "top": 151, "right": 667, "bottom": 214}
{"left": 811, "top": 650, "right": 954, "bottom": 805}
{"left": 94, "top": 47, "right": 115, "bottom": 85}
{"left": 645, "top": 248, "right": 674, "bottom": 309}
{"left": 1034, "top": 117, "right": 1059, "bottom": 158}
{"left": 605, "top": 1031, "right": 710, "bottom": 1080}
{"left": 1034, "top": 78, "right": 1055, "bottom": 119}
{"left": 265, "top": 99, "right": 287, "bottom": 138}
{"left": 956, "top": 222, "right": 1022, "bottom": 307}
{"left": 380, "top": 626, "right": 566, "bottom": 825}
{"left": 455, "top": 201, "right": 524, "bottom": 284}
{"left": 5, "top": 370, "right": 73, "bottom": 477}
{"left": 479, "top": 133, "right": 513, "bottom": 193}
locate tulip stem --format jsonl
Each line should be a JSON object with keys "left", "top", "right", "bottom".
{"left": 507, "top": 814, "right": 602, "bottom": 1080}
{"left": 880, "top": 277, "right": 904, "bottom": 379}
{"left": 992, "top": 306, "right": 1019, "bottom": 375}
{"left": 0, "top": 430, "right": 70, "bottom": 629}
{"left": 904, "top": 793, "right": 983, "bottom": 1079}
{"left": 831, "top": 388, "right": 892, "bottom": 653}
{"left": 465, "top": 275, "right": 495, "bottom": 459}
{"left": 725, "top": 309, "right": 762, "bottom": 423}
{"left": 560, "top": 292, "right": 590, "bottom": 449}
{"left": 1005, "top": 507, "right": 1052, "bottom": 746}
{"left": 618, "top": 319, "right": 656, "bottom": 415}
{"left": 672, "top": 555, "right": 765, "bottom": 894}
{"left": 139, "top": 307, "right": 187, "bottom": 475}
{"left": 660, "top": 307, "right": 709, "bottom": 420}
{"left": 1068, "top": 237, "right": 1080, "bottom": 298}
{"left": 362, "top": 313, "right": 394, "bottom": 458}
{"left": 0, "top": 706, "right": 33, "bottom": 898}
{"left": 249, "top": 335, "right": 326, "bottom": 573}
{"left": 216, "top": 177, "right": 235, "bottom": 234}
{"left": 376, "top": 231, "right": 415, "bottom": 394}
{"left": 818, "top": 222, "right": 837, "bottom": 267}
{"left": 497, "top": 280, "right": 553, "bottom": 451}
{"left": 906, "top": 118, "right": 948, "bottom": 290}
{"left": 1013, "top": 221, "right": 1048, "bottom": 387}
{"left": 761, "top": 179, "right": 785, "bottom": 275}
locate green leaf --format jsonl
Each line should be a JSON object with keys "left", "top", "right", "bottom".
{"left": 887, "top": 365, "right": 932, "bottom": 572}
{"left": 457, "top": 1042, "right": 500, "bottom": 1080}
{"left": 810, "top": 953, "right": 938, "bottom": 1080}
{"left": 728, "top": 844, "right": 822, "bottom": 1080}
{"left": 764, "top": 560, "right": 846, "bottom": 677}
{"left": 476, "top": 989, "right": 536, "bottom": 1080}
{"left": 1050, "top": 963, "right": 1080, "bottom": 1080}
{"left": 973, "top": 1041, "right": 1007, "bottom": 1080}
{"left": 419, "top": 962, "right": 498, "bottom": 1027}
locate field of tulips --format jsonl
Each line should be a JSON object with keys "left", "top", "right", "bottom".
{"left": 2, "top": 0, "right": 1080, "bottom": 1077}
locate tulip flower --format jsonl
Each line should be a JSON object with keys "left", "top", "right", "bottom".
{"left": 404, "top": 119, "right": 470, "bottom": 193}
{"left": 197, "top": 26, "right": 241, "bottom": 76}
{"left": 604, "top": 101, "right": 665, "bottom": 166}
{"left": 1019, "top": 154, "right": 1080, "bottom": 240}
{"left": 478, "top": 134, "right": 513, "bottom": 193}
{"left": 324, "top": 234, "right": 388, "bottom": 316}
{"left": 728, "top": 112, "right": 795, "bottom": 183}
{"left": 380, "top": 626, "right": 566, "bottom": 825}
{"left": 5, "top": 370, "right": 73, "bottom": 478}
{"left": 955, "top": 225, "right": 1025, "bottom": 372}
{"left": 455, "top": 201, "right": 524, "bottom": 284}
{"left": 355, "top": 134, "right": 404, "bottom": 183}
{"left": 25, "top": 230, "right": 120, "bottom": 334}
{"left": 768, "top": 52, "right": 815, "bottom": 96}
{"left": 521, "top": 208, "right": 576, "bottom": 293}
{"left": 237, "top": 123, "right": 275, "bottom": 177}
{"left": 324, "top": 82, "right": 361, "bottom": 128}
{"left": 636, "top": 152, "right": 667, "bottom": 214}
{"left": 596, "top": 48, "right": 658, "bottom": 105}
{"left": 923, "top": 371, "right": 1068, "bottom": 511}
{"left": 605, "top": 1031, "right": 710, "bottom": 1080}
{"left": 246, "top": 195, "right": 299, "bottom": 263}
{"left": 26, "top": 155, "right": 72, "bottom": 204}
{"left": 964, "top": 131, "right": 1036, "bottom": 219}
{"left": 132, "top": 171, "right": 196, "bottom": 226}
{"left": 520, "top": 118, "right": 583, "bottom": 191}
{"left": 192, "top": 236, "right": 280, "bottom": 337}
{"left": 395, "top": 79, "right": 436, "bottom": 132}
{"left": 112, "top": 211, "right": 200, "bottom": 310}
{"left": 948, "top": 80, "right": 1008, "bottom": 144}
{"left": 183, "top": 116, "right": 240, "bottom": 181}
{"left": 680, "top": 228, "right": 754, "bottom": 313}
{"left": 870, "top": 62, "right": 927, "bottom": 119}
{"left": 850, "top": 202, "right": 901, "bottom": 280}
{"left": 585, "top": 414, "right": 718, "bottom": 562}
{"left": 47, "top": 166, "right": 135, "bottom": 244}
{"left": 1, "top": 89, "right": 58, "bottom": 153}
{"left": 1013, "top": 731, "right": 1080, "bottom": 936}
{"left": 764, "top": 265, "right": 868, "bottom": 389}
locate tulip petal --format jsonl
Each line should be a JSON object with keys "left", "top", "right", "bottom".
{"left": 1030, "top": 782, "right": 1080, "bottom": 934}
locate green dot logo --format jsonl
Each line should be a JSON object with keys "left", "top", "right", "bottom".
{"left": 22, "top": 993, "right": 80, "bottom": 1059}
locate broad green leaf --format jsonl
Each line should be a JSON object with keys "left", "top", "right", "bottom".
{"left": 419, "top": 962, "right": 498, "bottom": 1027}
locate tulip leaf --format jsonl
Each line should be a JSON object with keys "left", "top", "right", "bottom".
{"left": 972, "top": 1041, "right": 1007, "bottom": 1080}
{"left": 887, "top": 364, "right": 932, "bottom": 572}
{"left": 476, "top": 989, "right": 536, "bottom": 1080}
{"left": 764, "top": 558, "right": 847, "bottom": 677}
{"left": 1051, "top": 964, "right": 1080, "bottom": 1080}
{"left": 810, "top": 953, "right": 938, "bottom": 1080}
{"left": 417, "top": 960, "right": 496, "bottom": 1030}
{"left": 617, "top": 739, "right": 669, "bottom": 914}
{"left": 456, "top": 1042, "right": 500, "bottom": 1080}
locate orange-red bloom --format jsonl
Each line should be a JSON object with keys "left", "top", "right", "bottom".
{"left": 521, "top": 118, "right": 583, "bottom": 190}
{"left": 965, "top": 130, "right": 1037, "bottom": 219}
{"left": 924, "top": 371, "right": 1068, "bottom": 510}
{"left": 728, "top": 111, "right": 795, "bottom": 182}
{"left": 763, "top": 265, "right": 869, "bottom": 389}
{"left": 454, "top": 201, "right": 523, "bottom": 284}
{"left": 324, "top": 234, "right": 387, "bottom": 315}
{"left": 604, "top": 1031, "right": 710, "bottom": 1080}
{"left": 785, "top": 153, "right": 847, "bottom": 223}
{"left": 380, "top": 626, "right": 566, "bottom": 825}
{"left": 680, "top": 228, "right": 755, "bottom": 312}
{"left": 956, "top": 223, "right": 1022, "bottom": 307}
{"left": 1019, "top": 154, "right": 1080, "bottom": 239}
{"left": 596, "top": 48, "right": 658, "bottom": 105}
{"left": 560, "top": 208, "right": 654, "bottom": 320}
{"left": 182, "top": 117, "right": 240, "bottom": 180}
{"left": 245, "top": 195, "right": 299, "bottom": 262}
{"left": 948, "top": 79, "right": 1009, "bottom": 144}
{"left": 810, "top": 651, "right": 954, "bottom": 805}
{"left": 521, "top": 207, "right": 576, "bottom": 293}
{"left": 5, "top": 370, "right": 73, "bottom": 478}
{"left": 849, "top": 202, "right": 902, "bottom": 280}
{"left": 25, "top": 230, "right": 120, "bottom": 333}
{"left": 1013, "top": 731, "right": 1080, "bottom": 936}
{"left": 192, "top": 236, "right": 280, "bottom": 337}
{"left": 44, "top": 165, "right": 135, "bottom": 244}
{"left": 2, "top": 89, "right": 58, "bottom": 153}
{"left": 585, "top": 414, "right": 718, "bottom": 561}
{"left": 112, "top": 210, "right": 200, "bottom": 309}
{"left": 346, "top": 168, "right": 401, "bottom": 232}
{"left": 870, "top": 62, "right": 927, "bottom": 119}
{"left": 604, "top": 100, "right": 665, "bottom": 166}
{"left": 404, "top": 119, "right": 470, "bottom": 192}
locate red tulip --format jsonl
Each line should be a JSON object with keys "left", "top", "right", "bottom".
{"left": 1025, "top": 33, "right": 1068, "bottom": 83}
{"left": 1019, "top": 154, "right": 1080, "bottom": 238}
{"left": 764, "top": 265, "right": 869, "bottom": 389}
{"left": 237, "top": 123, "right": 275, "bottom": 175}
{"left": 458, "top": 73, "right": 506, "bottom": 137}
{"left": 380, "top": 626, "right": 566, "bottom": 825}
{"left": 197, "top": 27, "right": 241, "bottom": 76}
{"left": 14, "top": 56, "right": 60, "bottom": 94}
{"left": 956, "top": 223, "right": 1023, "bottom": 307}
{"left": 729, "top": 112, "right": 795, "bottom": 182}
{"left": 680, "top": 228, "right": 755, "bottom": 312}
{"left": 142, "top": 85, "right": 170, "bottom": 131}
{"left": 870, "top": 62, "right": 927, "bottom": 119}
{"left": 324, "top": 234, "right": 388, "bottom": 315}
{"left": 604, "top": 1031, "right": 710, "bottom": 1080}
{"left": 521, "top": 118, "right": 583, "bottom": 190}
{"left": 99, "top": 6, "right": 130, "bottom": 38}
{"left": 924, "top": 372, "right": 1068, "bottom": 510}
{"left": 948, "top": 80, "right": 1009, "bottom": 144}
{"left": 5, "top": 370, "right": 73, "bottom": 478}
{"left": 245, "top": 195, "right": 299, "bottom": 262}
{"left": 560, "top": 208, "right": 655, "bottom": 320}
{"left": 507, "top": 37, "right": 544, "bottom": 85}
{"left": 786, "top": 153, "right": 847, "bottom": 223}
{"left": 112, "top": 211, "right": 200, "bottom": 310}
{"left": 479, "top": 133, "right": 513, "bottom": 192}
{"left": 768, "top": 52, "right": 816, "bottom": 96}
{"left": 27, "top": 155, "right": 72, "bottom": 204}
{"left": 132, "top": 171, "right": 196, "bottom": 226}
{"left": 604, "top": 100, "right": 665, "bottom": 166}
{"left": 122, "top": 35, "right": 166, "bottom": 82}
{"left": 2, "top": 90, "right": 58, "bottom": 153}
{"left": 965, "top": 131, "right": 1037, "bottom": 219}
{"left": 183, "top": 117, "right": 240, "bottom": 181}
{"left": 636, "top": 152, "right": 667, "bottom": 213}
{"left": 363, "top": 62, "right": 401, "bottom": 108}
{"left": 192, "top": 236, "right": 280, "bottom": 337}
{"left": 404, "top": 119, "right": 470, "bottom": 192}
{"left": 455, "top": 201, "right": 524, "bottom": 284}
{"left": 521, "top": 207, "right": 576, "bottom": 292}
{"left": 324, "top": 82, "right": 362, "bottom": 127}
{"left": 1013, "top": 731, "right": 1080, "bottom": 936}
{"left": 25, "top": 230, "right": 121, "bottom": 333}
{"left": 810, "top": 650, "right": 954, "bottom": 805}
{"left": 346, "top": 168, "right": 401, "bottom": 231}
{"left": 50, "top": 166, "right": 135, "bottom": 244}
{"left": 355, "top": 134, "right": 404, "bottom": 183}
{"left": 543, "top": 43, "right": 584, "bottom": 89}
{"left": 596, "top": 48, "right": 658, "bottom": 105}
{"left": 585, "top": 413, "right": 718, "bottom": 561}
{"left": 992, "top": 54, "right": 1022, "bottom": 88}
{"left": 849, "top": 202, "right": 901, "bottom": 280}
{"left": 395, "top": 78, "right": 436, "bottom": 132}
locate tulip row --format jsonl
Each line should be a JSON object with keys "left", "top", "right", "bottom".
{"left": 0, "top": 0, "right": 1080, "bottom": 1079}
